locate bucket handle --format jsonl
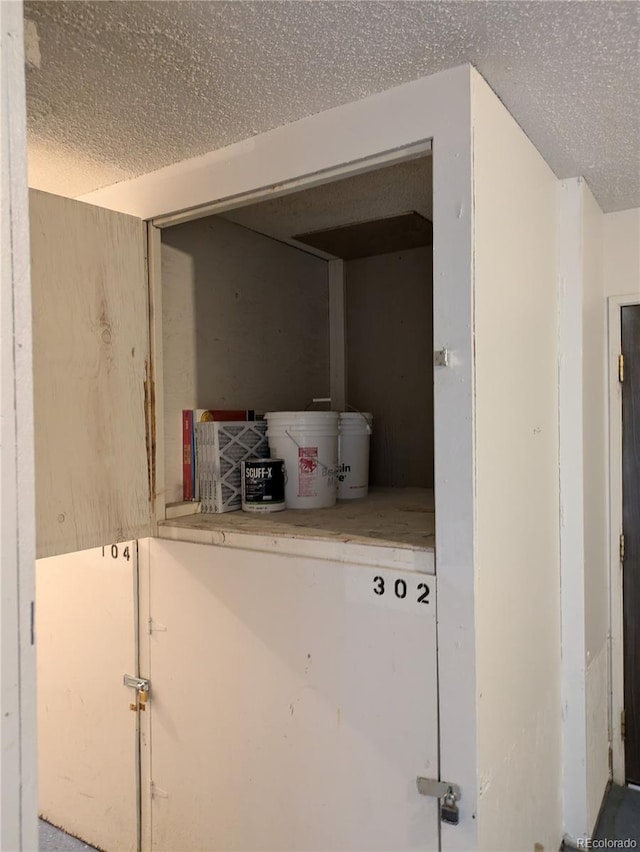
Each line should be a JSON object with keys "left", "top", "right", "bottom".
{"left": 302, "top": 398, "right": 373, "bottom": 434}
{"left": 345, "top": 404, "right": 373, "bottom": 434}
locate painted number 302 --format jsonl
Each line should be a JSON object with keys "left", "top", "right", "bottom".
{"left": 372, "top": 576, "right": 430, "bottom": 603}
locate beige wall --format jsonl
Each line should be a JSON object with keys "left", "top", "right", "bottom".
{"left": 345, "top": 247, "right": 433, "bottom": 488}
{"left": 161, "top": 215, "right": 329, "bottom": 504}
{"left": 471, "top": 70, "right": 562, "bottom": 850}
{"left": 604, "top": 208, "right": 640, "bottom": 297}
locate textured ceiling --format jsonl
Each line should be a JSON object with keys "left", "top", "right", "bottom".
{"left": 25, "top": 0, "right": 640, "bottom": 212}
{"left": 220, "top": 155, "right": 432, "bottom": 256}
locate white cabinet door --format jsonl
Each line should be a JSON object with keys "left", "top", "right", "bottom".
{"left": 29, "top": 190, "right": 152, "bottom": 558}
{"left": 37, "top": 543, "right": 140, "bottom": 851}
{"left": 144, "top": 538, "right": 439, "bottom": 851}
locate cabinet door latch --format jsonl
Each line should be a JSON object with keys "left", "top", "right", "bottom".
{"left": 124, "top": 674, "right": 150, "bottom": 711}
{"left": 434, "top": 348, "right": 449, "bottom": 368}
{"left": 416, "top": 777, "right": 461, "bottom": 825}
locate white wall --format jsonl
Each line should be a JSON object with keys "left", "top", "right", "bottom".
{"left": 0, "top": 2, "right": 38, "bottom": 848}
{"left": 557, "top": 178, "right": 589, "bottom": 840}
{"left": 161, "top": 215, "right": 329, "bottom": 505}
{"left": 604, "top": 209, "right": 640, "bottom": 298}
{"left": 558, "top": 195, "right": 639, "bottom": 836}
{"left": 581, "top": 185, "right": 609, "bottom": 831}
{"left": 471, "top": 69, "right": 562, "bottom": 850}
{"left": 345, "top": 247, "right": 433, "bottom": 488}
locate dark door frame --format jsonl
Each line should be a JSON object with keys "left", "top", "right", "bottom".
{"left": 609, "top": 295, "right": 640, "bottom": 785}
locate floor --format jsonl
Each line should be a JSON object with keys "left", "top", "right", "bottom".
{"left": 39, "top": 820, "right": 99, "bottom": 852}
{"left": 594, "top": 784, "right": 640, "bottom": 842}
{"left": 39, "top": 786, "right": 640, "bottom": 850}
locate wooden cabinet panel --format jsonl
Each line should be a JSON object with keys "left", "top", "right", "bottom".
{"left": 145, "top": 538, "right": 439, "bottom": 851}
{"left": 30, "top": 190, "right": 152, "bottom": 556}
{"left": 37, "top": 545, "right": 139, "bottom": 850}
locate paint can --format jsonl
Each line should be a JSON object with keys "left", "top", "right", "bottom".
{"left": 241, "top": 459, "right": 286, "bottom": 512}
{"left": 265, "top": 411, "right": 339, "bottom": 509}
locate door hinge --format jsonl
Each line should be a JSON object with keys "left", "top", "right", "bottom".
{"left": 619, "top": 354, "right": 625, "bottom": 383}
{"left": 620, "top": 533, "right": 625, "bottom": 562}
{"left": 621, "top": 709, "right": 626, "bottom": 740}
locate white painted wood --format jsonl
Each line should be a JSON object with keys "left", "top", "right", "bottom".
{"left": 78, "top": 64, "right": 478, "bottom": 847}
{"left": 36, "top": 544, "right": 139, "bottom": 851}
{"left": 580, "top": 184, "right": 609, "bottom": 831}
{"left": 29, "top": 190, "right": 152, "bottom": 557}
{"left": 346, "top": 247, "right": 433, "bottom": 487}
{"left": 1, "top": 3, "right": 38, "bottom": 849}
{"left": 147, "top": 224, "right": 165, "bottom": 526}
{"left": 137, "top": 538, "right": 153, "bottom": 852}
{"left": 471, "top": 69, "right": 562, "bottom": 850}
{"left": 164, "top": 500, "right": 201, "bottom": 519}
{"left": 157, "top": 523, "right": 434, "bottom": 574}
{"left": 81, "top": 135, "right": 432, "bottom": 225}
{"left": 161, "top": 215, "right": 329, "bottom": 505}
{"left": 557, "top": 178, "right": 589, "bottom": 841}
{"left": 328, "top": 259, "right": 346, "bottom": 411}
{"left": 159, "top": 488, "right": 435, "bottom": 572}
{"left": 428, "top": 72, "right": 478, "bottom": 852}
{"left": 607, "top": 293, "right": 640, "bottom": 785}
{"left": 146, "top": 537, "right": 439, "bottom": 851}
{"left": 586, "top": 644, "right": 610, "bottom": 829}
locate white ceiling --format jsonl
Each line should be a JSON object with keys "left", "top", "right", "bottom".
{"left": 25, "top": 0, "right": 639, "bottom": 213}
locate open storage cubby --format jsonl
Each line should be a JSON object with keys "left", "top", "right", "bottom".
{"left": 158, "top": 154, "right": 435, "bottom": 555}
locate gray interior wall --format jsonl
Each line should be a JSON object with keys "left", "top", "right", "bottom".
{"left": 162, "top": 216, "right": 329, "bottom": 504}
{"left": 345, "top": 247, "right": 433, "bottom": 487}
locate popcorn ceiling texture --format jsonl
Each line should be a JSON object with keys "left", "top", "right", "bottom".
{"left": 25, "top": 0, "right": 639, "bottom": 212}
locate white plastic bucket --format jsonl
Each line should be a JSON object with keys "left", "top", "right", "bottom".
{"left": 265, "top": 411, "right": 339, "bottom": 509}
{"left": 338, "top": 412, "right": 373, "bottom": 500}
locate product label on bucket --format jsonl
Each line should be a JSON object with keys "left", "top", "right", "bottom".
{"left": 298, "top": 447, "right": 318, "bottom": 497}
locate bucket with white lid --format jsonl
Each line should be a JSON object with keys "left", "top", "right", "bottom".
{"left": 338, "top": 412, "right": 373, "bottom": 499}
{"left": 265, "top": 411, "right": 339, "bottom": 509}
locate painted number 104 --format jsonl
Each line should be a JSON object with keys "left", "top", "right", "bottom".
{"left": 101, "top": 544, "right": 131, "bottom": 561}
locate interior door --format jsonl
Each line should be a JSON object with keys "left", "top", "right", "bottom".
{"left": 37, "top": 542, "right": 140, "bottom": 851}
{"left": 29, "top": 189, "right": 152, "bottom": 558}
{"left": 143, "top": 538, "right": 439, "bottom": 852}
{"left": 622, "top": 304, "right": 640, "bottom": 784}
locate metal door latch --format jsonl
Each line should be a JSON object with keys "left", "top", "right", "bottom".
{"left": 416, "top": 776, "right": 461, "bottom": 825}
{"left": 124, "top": 674, "right": 150, "bottom": 711}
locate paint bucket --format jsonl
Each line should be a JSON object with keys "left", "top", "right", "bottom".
{"left": 241, "top": 459, "right": 286, "bottom": 513}
{"left": 338, "top": 412, "right": 373, "bottom": 499}
{"left": 265, "top": 412, "right": 339, "bottom": 509}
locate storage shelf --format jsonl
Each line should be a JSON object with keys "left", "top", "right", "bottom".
{"left": 158, "top": 487, "right": 435, "bottom": 572}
